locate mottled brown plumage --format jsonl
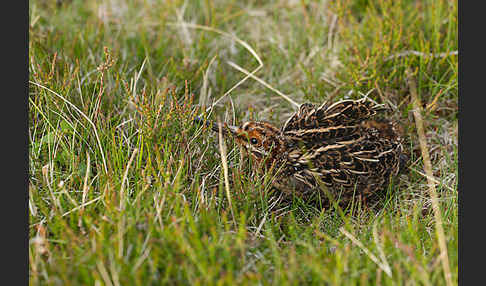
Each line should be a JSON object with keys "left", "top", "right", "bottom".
{"left": 197, "top": 98, "right": 407, "bottom": 207}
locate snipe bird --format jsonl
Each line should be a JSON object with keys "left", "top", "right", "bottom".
{"left": 196, "top": 98, "right": 407, "bottom": 207}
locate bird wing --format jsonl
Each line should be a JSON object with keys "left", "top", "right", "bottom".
{"left": 281, "top": 98, "right": 386, "bottom": 133}
{"left": 285, "top": 135, "right": 402, "bottom": 194}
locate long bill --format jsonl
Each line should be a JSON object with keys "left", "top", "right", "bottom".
{"left": 194, "top": 116, "right": 238, "bottom": 137}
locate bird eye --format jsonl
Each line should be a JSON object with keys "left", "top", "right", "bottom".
{"left": 250, "top": 138, "right": 258, "bottom": 145}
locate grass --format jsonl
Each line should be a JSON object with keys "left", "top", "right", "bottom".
{"left": 29, "top": 0, "right": 457, "bottom": 285}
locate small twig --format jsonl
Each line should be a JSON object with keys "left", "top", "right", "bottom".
{"left": 408, "top": 166, "right": 455, "bottom": 192}
{"left": 426, "top": 89, "right": 444, "bottom": 112}
{"left": 167, "top": 22, "right": 264, "bottom": 116}
{"left": 119, "top": 148, "right": 139, "bottom": 211}
{"left": 227, "top": 61, "right": 300, "bottom": 109}
{"left": 407, "top": 70, "right": 453, "bottom": 286}
{"left": 255, "top": 212, "right": 268, "bottom": 237}
{"left": 61, "top": 196, "right": 102, "bottom": 217}
{"left": 340, "top": 227, "right": 392, "bottom": 277}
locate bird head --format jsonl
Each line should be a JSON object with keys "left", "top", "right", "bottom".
{"left": 230, "top": 121, "right": 283, "bottom": 161}
{"left": 195, "top": 117, "right": 283, "bottom": 164}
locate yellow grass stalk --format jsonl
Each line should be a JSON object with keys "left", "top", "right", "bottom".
{"left": 218, "top": 120, "right": 236, "bottom": 225}
{"left": 407, "top": 70, "right": 453, "bottom": 286}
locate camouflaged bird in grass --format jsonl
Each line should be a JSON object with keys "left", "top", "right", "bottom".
{"left": 196, "top": 98, "right": 408, "bottom": 207}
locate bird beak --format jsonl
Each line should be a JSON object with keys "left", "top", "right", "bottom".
{"left": 194, "top": 116, "right": 239, "bottom": 137}
{"left": 225, "top": 124, "right": 238, "bottom": 135}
